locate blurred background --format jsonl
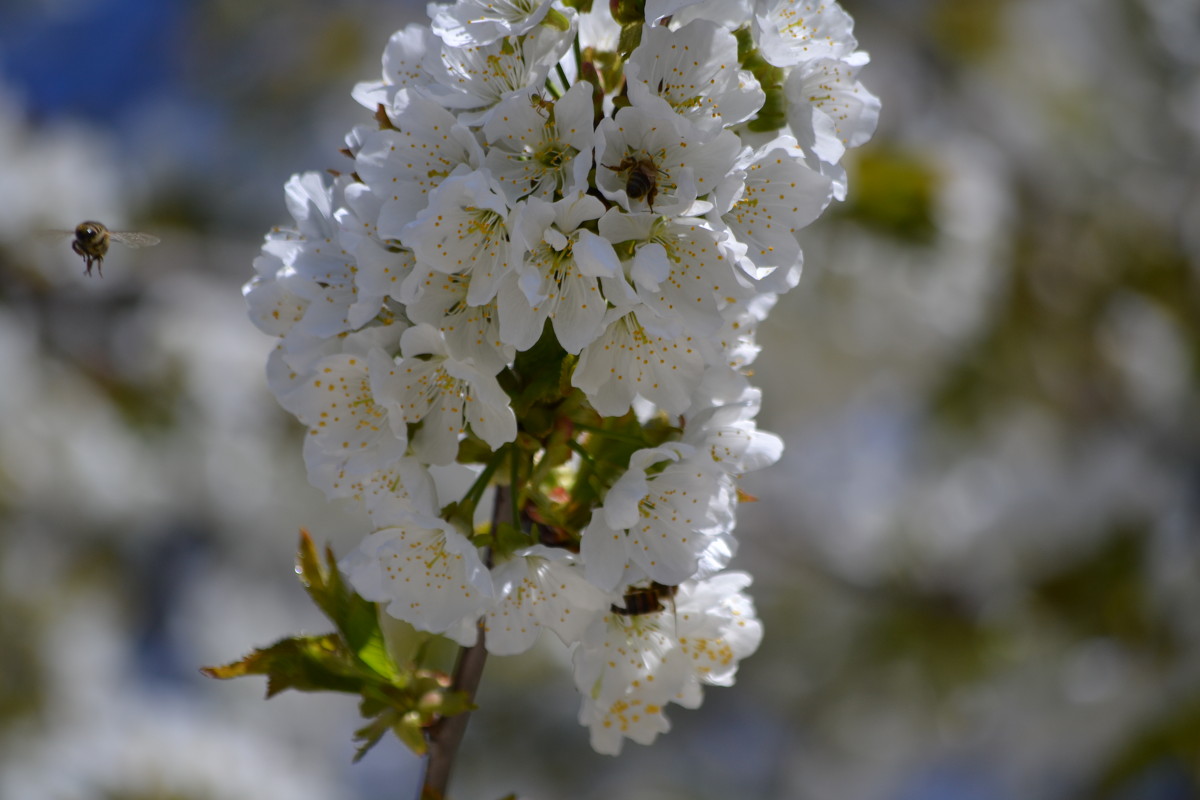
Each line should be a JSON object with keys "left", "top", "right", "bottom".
{"left": 0, "top": 0, "right": 1197, "bottom": 798}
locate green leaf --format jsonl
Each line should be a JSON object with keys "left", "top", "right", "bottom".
{"left": 200, "top": 634, "right": 367, "bottom": 697}
{"left": 354, "top": 709, "right": 408, "bottom": 761}
{"left": 492, "top": 521, "right": 534, "bottom": 556}
{"left": 296, "top": 529, "right": 401, "bottom": 682}
{"left": 204, "top": 532, "right": 473, "bottom": 761}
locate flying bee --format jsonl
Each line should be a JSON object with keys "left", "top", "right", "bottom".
{"left": 603, "top": 153, "right": 668, "bottom": 213}
{"left": 42, "top": 221, "right": 160, "bottom": 277}
{"left": 611, "top": 582, "right": 679, "bottom": 617}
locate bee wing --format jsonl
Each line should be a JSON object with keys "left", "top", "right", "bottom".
{"left": 108, "top": 232, "right": 161, "bottom": 249}
{"left": 34, "top": 229, "right": 76, "bottom": 241}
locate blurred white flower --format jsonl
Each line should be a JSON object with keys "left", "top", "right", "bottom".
{"left": 483, "top": 545, "right": 610, "bottom": 655}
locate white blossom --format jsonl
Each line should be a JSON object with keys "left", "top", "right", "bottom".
{"left": 595, "top": 96, "right": 742, "bottom": 216}
{"left": 400, "top": 169, "right": 515, "bottom": 306}
{"left": 283, "top": 352, "right": 409, "bottom": 494}
{"left": 578, "top": 1, "right": 619, "bottom": 51}
{"left": 482, "top": 82, "right": 596, "bottom": 202}
{"left": 626, "top": 20, "right": 764, "bottom": 132}
{"left": 245, "top": 173, "right": 387, "bottom": 342}
{"left": 352, "top": 24, "right": 437, "bottom": 113}
{"left": 483, "top": 545, "right": 610, "bottom": 655}
{"left": 342, "top": 512, "right": 494, "bottom": 645}
{"left": 580, "top": 443, "right": 733, "bottom": 590}
{"left": 243, "top": 237, "right": 308, "bottom": 339}
{"left": 572, "top": 307, "right": 706, "bottom": 417}
{"left": 599, "top": 209, "right": 748, "bottom": 338}
{"left": 307, "top": 456, "right": 439, "bottom": 519}
{"left": 672, "top": 571, "right": 763, "bottom": 691}
{"left": 368, "top": 324, "right": 517, "bottom": 465}
{"left": 340, "top": 182, "right": 418, "bottom": 303}
{"left": 244, "top": 0, "right": 876, "bottom": 758}
{"left": 572, "top": 608, "right": 689, "bottom": 755}
{"left": 401, "top": 267, "right": 513, "bottom": 374}
{"left": 752, "top": 0, "right": 858, "bottom": 68}
{"left": 682, "top": 387, "right": 783, "bottom": 475}
{"left": 498, "top": 192, "right": 618, "bottom": 353}
{"left": 422, "top": 25, "right": 574, "bottom": 123}
{"left": 710, "top": 134, "right": 834, "bottom": 280}
{"left": 430, "top": 0, "right": 563, "bottom": 47}
{"left": 571, "top": 570, "right": 761, "bottom": 754}
{"left": 355, "top": 90, "right": 482, "bottom": 238}
{"left": 659, "top": 0, "right": 752, "bottom": 29}
{"left": 784, "top": 53, "right": 881, "bottom": 199}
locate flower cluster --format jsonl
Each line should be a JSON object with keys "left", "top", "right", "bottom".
{"left": 245, "top": 0, "right": 877, "bottom": 755}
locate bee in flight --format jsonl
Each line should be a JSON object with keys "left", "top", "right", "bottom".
{"left": 611, "top": 582, "right": 678, "bottom": 617}
{"left": 44, "top": 221, "right": 160, "bottom": 277}
{"left": 603, "top": 152, "right": 668, "bottom": 213}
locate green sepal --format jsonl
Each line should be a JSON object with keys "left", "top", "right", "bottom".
{"left": 733, "top": 27, "right": 787, "bottom": 133}
{"left": 480, "top": 520, "right": 535, "bottom": 558}
{"left": 585, "top": 48, "right": 624, "bottom": 95}
{"left": 509, "top": 321, "right": 573, "bottom": 420}
{"left": 617, "top": 21, "right": 643, "bottom": 59}
{"left": 746, "top": 82, "right": 787, "bottom": 133}
{"left": 611, "top": 0, "right": 645, "bottom": 25}
{"left": 457, "top": 433, "right": 498, "bottom": 465}
{"left": 542, "top": 7, "right": 572, "bottom": 31}
{"left": 562, "top": 0, "right": 593, "bottom": 12}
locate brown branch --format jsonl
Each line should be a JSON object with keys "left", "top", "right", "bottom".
{"left": 419, "top": 486, "right": 510, "bottom": 800}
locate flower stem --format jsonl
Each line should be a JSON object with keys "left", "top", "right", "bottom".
{"left": 419, "top": 486, "right": 509, "bottom": 800}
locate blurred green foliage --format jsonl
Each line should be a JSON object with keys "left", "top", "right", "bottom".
{"left": 839, "top": 147, "right": 939, "bottom": 244}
